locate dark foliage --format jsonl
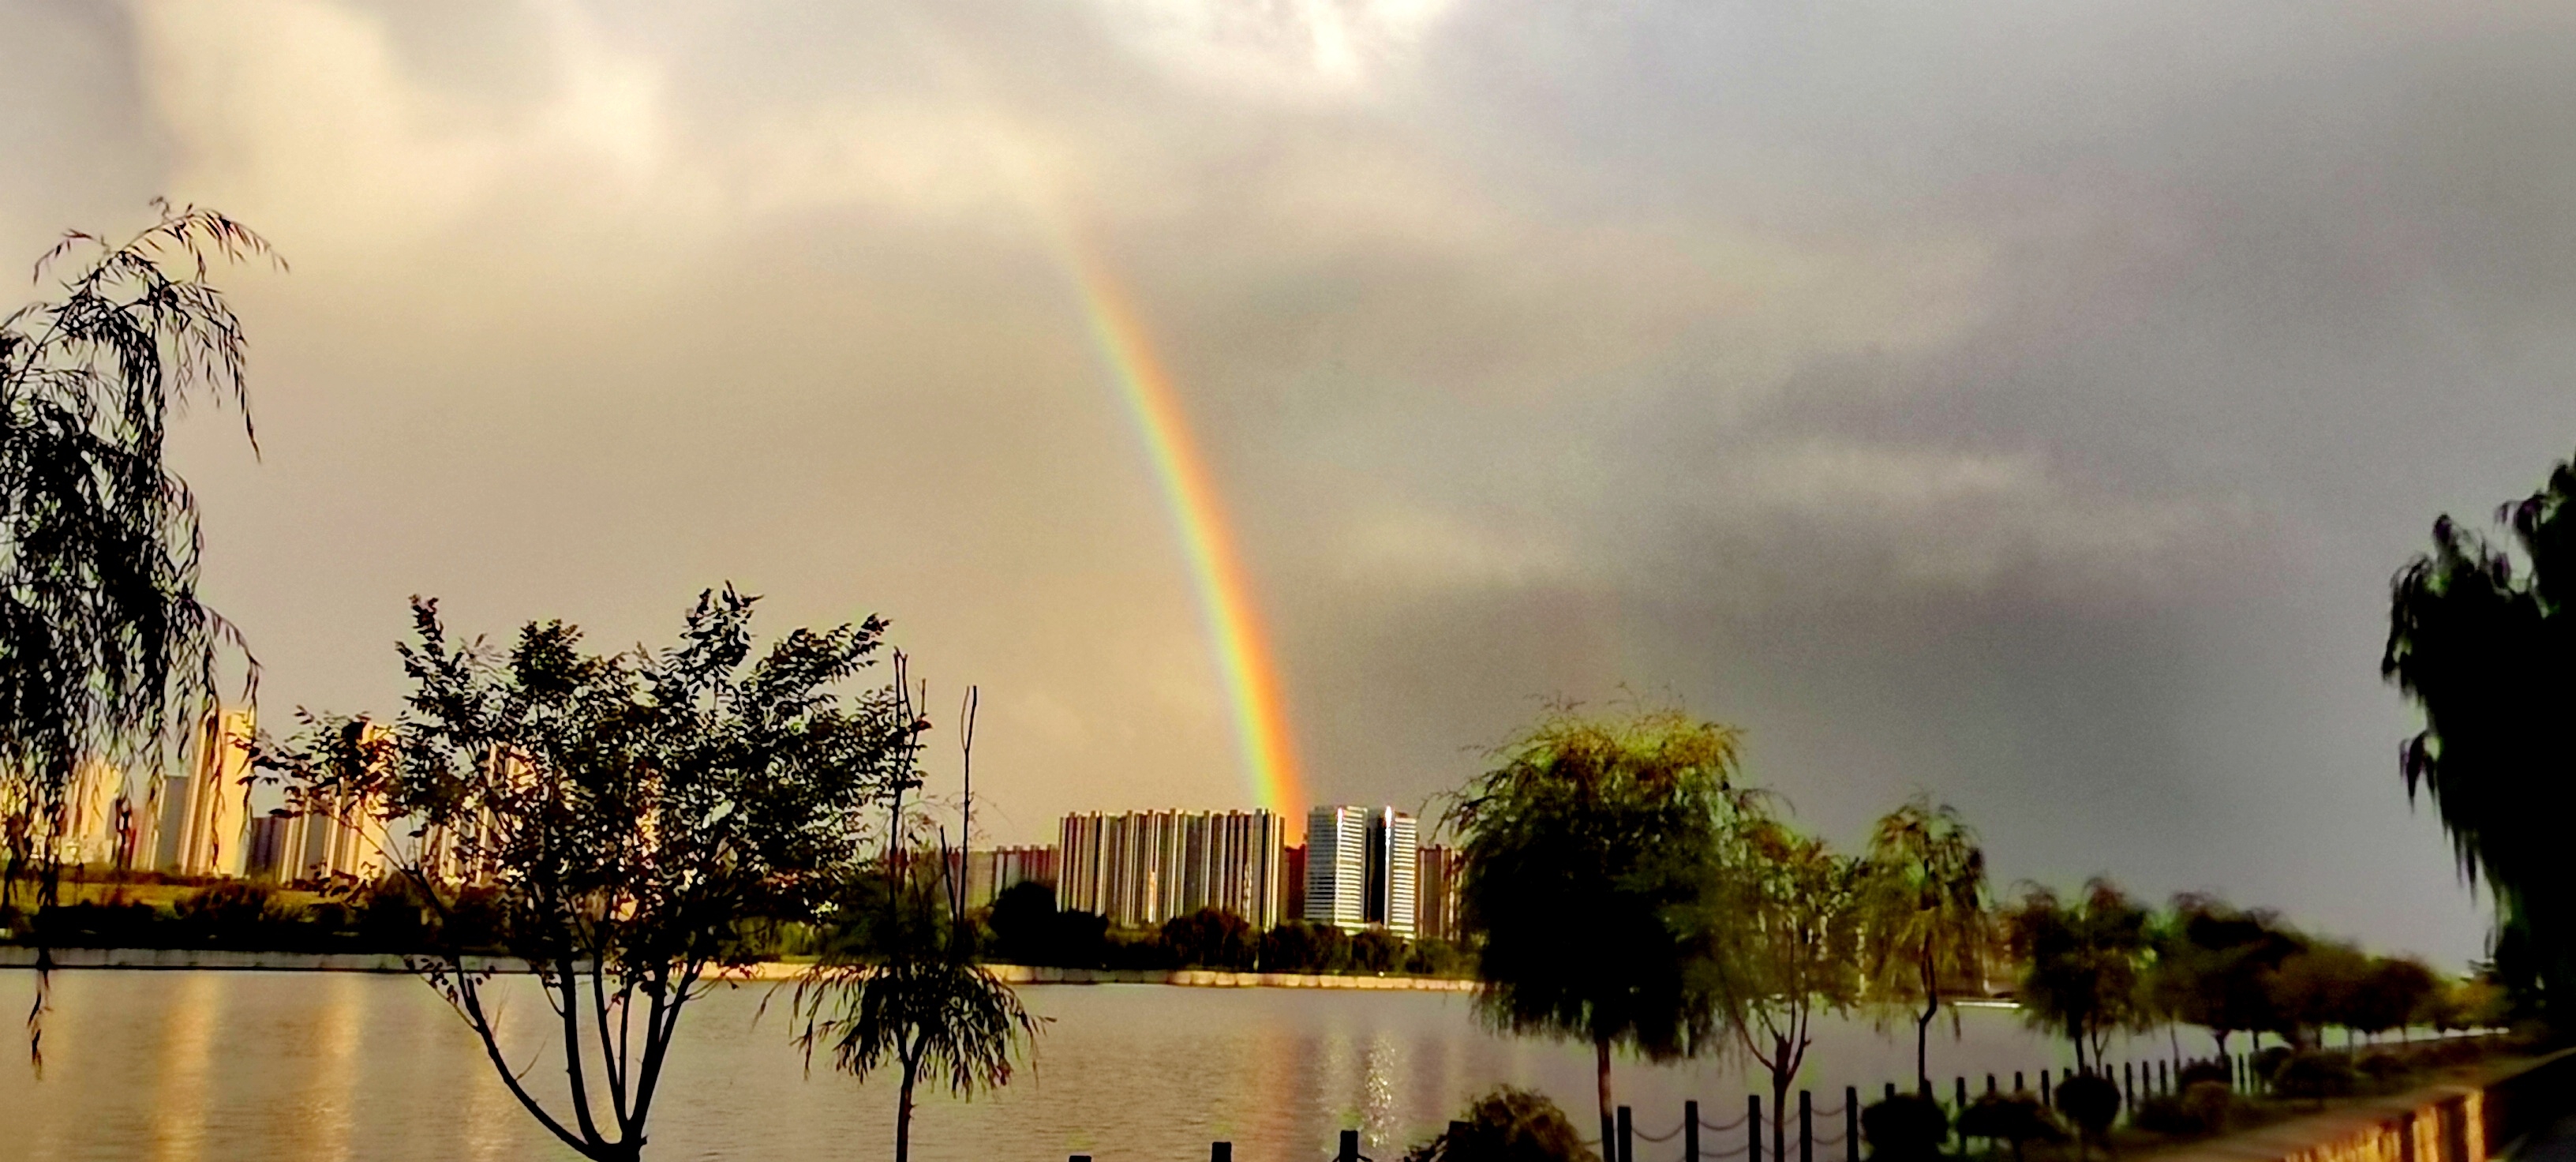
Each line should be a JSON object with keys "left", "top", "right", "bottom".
{"left": 1957, "top": 1093, "right": 2064, "bottom": 1162}
{"left": 264, "top": 587, "right": 909, "bottom": 1162}
{"left": 2384, "top": 452, "right": 2576, "bottom": 1017}
{"left": 2148, "top": 895, "right": 2306, "bottom": 1055}
{"left": 2134, "top": 1081, "right": 2235, "bottom": 1137}
{"left": 2005, "top": 881, "right": 2151, "bottom": 1070}
{"left": 2175, "top": 1060, "right": 2233, "bottom": 1090}
{"left": 1861, "top": 1093, "right": 1949, "bottom": 1162}
{"left": 2270, "top": 1051, "right": 2357, "bottom": 1103}
{"left": 2052, "top": 1073, "right": 2121, "bottom": 1150}
{"left": 0, "top": 204, "right": 275, "bottom": 1061}
{"left": 1162, "top": 908, "right": 1256, "bottom": 969}
{"left": 1402, "top": 1085, "right": 1599, "bottom": 1162}
{"left": 1447, "top": 707, "right": 1756, "bottom": 1137}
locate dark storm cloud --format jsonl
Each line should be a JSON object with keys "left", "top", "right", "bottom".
{"left": 8, "top": 0, "right": 2570, "bottom": 963}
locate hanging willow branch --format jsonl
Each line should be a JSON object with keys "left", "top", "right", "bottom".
{"left": 0, "top": 201, "right": 276, "bottom": 1065}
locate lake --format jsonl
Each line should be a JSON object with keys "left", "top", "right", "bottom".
{"left": 0, "top": 970, "right": 2176, "bottom": 1162}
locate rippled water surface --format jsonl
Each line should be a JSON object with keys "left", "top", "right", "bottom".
{"left": 0, "top": 970, "right": 2147, "bottom": 1162}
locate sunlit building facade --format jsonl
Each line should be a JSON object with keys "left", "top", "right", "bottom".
{"left": 1057, "top": 809, "right": 1289, "bottom": 929}
{"left": 1305, "top": 804, "right": 1417, "bottom": 936}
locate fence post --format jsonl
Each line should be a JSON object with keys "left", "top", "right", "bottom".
{"left": 2014, "top": 1071, "right": 2025, "bottom": 1093}
{"left": 1884, "top": 1082, "right": 1897, "bottom": 1102}
{"left": 1750, "top": 1095, "right": 1764, "bottom": 1162}
{"left": 1800, "top": 1089, "right": 1814, "bottom": 1162}
{"left": 2123, "top": 1063, "right": 2135, "bottom": 1117}
{"left": 1986, "top": 1074, "right": 1997, "bottom": 1096}
{"left": 1340, "top": 1129, "right": 1361, "bottom": 1162}
{"left": 2158, "top": 1059, "right": 2169, "bottom": 1095}
{"left": 1619, "top": 1105, "right": 1634, "bottom": 1162}
{"left": 2040, "top": 1070, "right": 2051, "bottom": 1107}
{"left": 1845, "top": 1086, "right": 1860, "bottom": 1162}
{"left": 1212, "top": 1145, "right": 1233, "bottom": 1162}
{"left": 1686, "top": 1100, "right": 1702, "bottom": 1162}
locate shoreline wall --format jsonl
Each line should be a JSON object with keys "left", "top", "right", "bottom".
{"left": 2161, "top": 1048, "right": 2576, "bottom": 1162}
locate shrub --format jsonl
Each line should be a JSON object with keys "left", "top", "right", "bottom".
{"left": 2271, "top": 1051, "right": 2357, "bottom": 1101}
{"left": 2252, "top": 1045, "right": 2295, "bottom": 1083}
{"left": 2133, "top": 1095, "right": 2199, "bottom": 1136}
{"left": 2180, "top": 1081, "right": 2236, "bottom": 1130}
{"left": 1862, "top": 1093, "right": 1949, "bottom": 1162}
{"left": 2357, "top": 1051, "right": 2410, "bottom": 1086}
{"left": 2177, "top": 1060, "right": 2233, "bottom": 1090}
{"left": 2134, "top": 1081, "right": 2235, "bottom": 1137}
{"left": 2054, "top": 1074, "right": 2121, "bottom": 1144}
{"left": 1403, "top": 1086, "right": 1597, "bottom": 1162}
{"left": 1957, "top": 1093, "right": 2064, "bottom": 1161}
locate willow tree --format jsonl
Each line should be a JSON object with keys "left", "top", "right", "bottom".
{"left": 1713, "top": 818, "right": 1866, "bottom": 1162}
{"left": 2384, "top": 454, "right": 2576, "bottom": 1018}
{"left": 266, "top": 587, "right": 909, "bottom": 1161}
{"left": 2002, "top": 879, "right": 2151, "bottom": 1071}
{"left": 1861, "top": 797, "right": 1990, "bottom": 1092}
{"left": 1447, "top": 707, "right": 1760, "bottom": 1149}
{"left": 0, "top": 204, "right": 272, "bottom": 1059}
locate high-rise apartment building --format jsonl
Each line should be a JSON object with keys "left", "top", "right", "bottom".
{"left": 948, "top": 845, "right": 1058, "bottom": 909}
{"left": 1057, "top": 809, "right": 1289, "bottom": 929}
{"left": 1414, "top": 844, "right": 1466, "bottom": 943}
{"left": 152, "top": 708, "right": 256, "bottom": 878}
{"left": 1305, "top": 805, "right": 1417, "bottom": 936}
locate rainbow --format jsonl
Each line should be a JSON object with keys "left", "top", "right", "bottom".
{"left": 1057, "top": 239, "right": 1308, "bottom": 824}
{"left": 878, "top": 22, "right": 1305, "bottom": 823}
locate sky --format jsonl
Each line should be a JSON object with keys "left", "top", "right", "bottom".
{"left": 9, "top": 0, "right": 2576, "bottom": 968}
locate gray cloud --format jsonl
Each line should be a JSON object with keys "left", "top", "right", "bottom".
{"left": 9, "top": 0, "right": 2568, "bottom": 963}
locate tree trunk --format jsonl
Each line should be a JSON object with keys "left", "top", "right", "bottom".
{"left": 1915, "top": 991, "right": 1938, "bottom": 1091}
{"left": 1916, "top": 936, "right": 1939, "bottom": 1091}
{"left": 2072, "top": 1025, "right": 2089, "bottom": 1074}
{"left": 1770, "top": 1057, "right": 1791, "bottom": 1162}
{"left": 1596, "top": 1038, "right": 1615, "bottom": 1160}
{"left": 897, "top": 1052, "right": 919, "bottom": 1162}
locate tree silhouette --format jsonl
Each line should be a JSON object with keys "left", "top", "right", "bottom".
{"left": 2004, "top": 879, "right": 2151, "bottom": 1070}
{"left": 1860, "top": 797, "right": 1991, "bottom": 1091}
{"left": 2384, "top": 453, "right": 2576, "bottom": 1017}
{"left": 265, "top": 587, "right": 905, "bottom": 1161}
{"left": 1447, "top": 707, "right": 1758, "bottom": 1149}
{"left": 791, "top": 678, "right": 1038, "bottom": 1162}
{"left": 1, "top": 202, "right": 274, "bottom": 1064}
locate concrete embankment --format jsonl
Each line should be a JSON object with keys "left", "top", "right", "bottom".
{"left": 2163, "top": 1048, "right": 2576, "bottom": 1162}
{"left": 0, "top": 946, "right": 1477, "bottom": 991}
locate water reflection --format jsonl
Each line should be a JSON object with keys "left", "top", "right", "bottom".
{"left": 0, "top": 973, "right": 2129, "bottom": 1162}
{"left": 151, "top": 973, "right": 219, "bottom": 1162}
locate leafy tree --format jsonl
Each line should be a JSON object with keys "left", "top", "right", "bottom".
{"left": 2383, "top": 454, "right": 2576, "bottom": 1016}
{"left": 792, "top": 673, "right": 1039, "bottom": 1162}
{"left": 2145, "top": 895, "right": 2305, "bottom": 1058}
{"left": 2003, "top": 879, "right": 2151, "bottom": 1070}
{"left": 1353, "top": 927, "right": 1408, "bottom": 973}
{"left": 1709, "top": 818, "right": 1866, "bottom": 1162}
{"left": 264, "top": 587, "right": 904, "bottom": 1161}
{"left": 1259, "top": 919, "right": 1348, "bottom": 973}
{"left": 1162, "top": 908, "right": 1256, "bottom": 969}
{"left": 1402, "top": 1085, "right": 1598, "bottom": 1162}
{"left": 1859, "top": 797, "right": 1990, "bottom": 1091}
{"left": 2266, "top": 942, "right": 2372, "bottom": 1048}
{"left": 985, "top": 880, "right": 1060, "bottom": 965}
{"left": 2347, "top": 958, "right": 2439, "bottom": 1043}
{"left": 1447, "top": 707, "right": 1757, "bottom": 1148}
{"left": 0, "top": 204, "right": 273, "bottom": 1057}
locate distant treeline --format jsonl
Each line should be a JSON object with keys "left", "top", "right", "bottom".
{"left": 0, "top": 875, "right": 1477, "bottom": 978}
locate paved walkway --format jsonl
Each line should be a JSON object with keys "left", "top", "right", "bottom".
{"left": 2513, "top": 1111, "right": 2576, "bottom": 1162}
